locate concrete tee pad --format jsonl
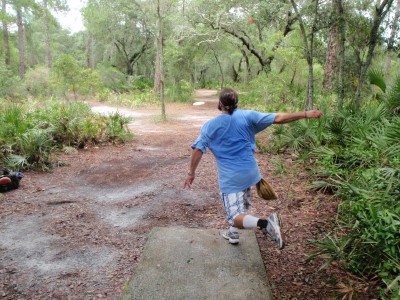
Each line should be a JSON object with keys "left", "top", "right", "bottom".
{"left": 120, "top": 226, "right": 273, "bottom": 300}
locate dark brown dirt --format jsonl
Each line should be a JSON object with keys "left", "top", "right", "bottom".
{"left": 0, "top": 90, "right": 374, "bottom": 299}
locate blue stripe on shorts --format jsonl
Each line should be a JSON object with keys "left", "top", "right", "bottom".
{"left": 220, "top": 188, "right": 252, "bottom": 226}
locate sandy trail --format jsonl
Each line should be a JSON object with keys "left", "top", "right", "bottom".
{"left": 0, "top": 89, "right": 342, "bottom": 299}
{"left": 0, "top": 90, "right": 223, "bottom": 299}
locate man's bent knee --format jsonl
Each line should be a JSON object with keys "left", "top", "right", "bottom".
{"left": 233, "top": 214, "right": 246, "bottom": 229}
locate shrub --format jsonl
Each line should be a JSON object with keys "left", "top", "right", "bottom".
{"left": 21, "top": 65, "right": 52, "bottom": 97}
{"left": 0, "top": 59, "right": 19, "bottom": 97}
{"left": 0, "top": 99, "right": 133, "bottom": 170}
{"left": 271, "top": 105, "right": 400, "bottom": 296}
{"left": 130, "top": 76, "right": 153, "bottom": 91}
{"left": 78, "top": 68, "right": 103, "bottom": 96}
{"left": 96, "top": 62, "right": 129, "bottom": 92}
{"left": 52, "top": 54, "right": 84, "bottom": 99}
{"left": 166, "top": 79, "right": 194, "bottom": 103}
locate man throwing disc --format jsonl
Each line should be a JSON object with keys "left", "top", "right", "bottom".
{"left": 184, "top": 88, "right": 323, "bottom": 249}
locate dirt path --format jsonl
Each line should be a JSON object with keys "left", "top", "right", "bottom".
{"left": 0, "top": 90, "right": 349, "bottom": 299}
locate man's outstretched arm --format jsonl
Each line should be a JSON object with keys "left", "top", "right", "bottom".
{"left": 184, "top": 148, "right": 203, "bottom": 188}
{"left": 273, "top": 110, "right": 323, "bottom": 124}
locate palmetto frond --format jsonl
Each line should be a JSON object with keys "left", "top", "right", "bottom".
{"left": 387, "top": 76, "right": 400, "bottom": 114}
{"left": 383, "top": 117, "right": 400, "bottom": 158}
{"left": 378, "top": 167, "right": 400, "bottom": 179}
{"left": 368, "top": 67, "right": 386, "bottom": 93}
{"left": 367, "top": 69, "right": 400, "bottom": 115}
{"left": 4, "top": 154, "right": 29, "bottom": 169}
{"left": 16, "top": 128, "right": 54, "bottom": 167}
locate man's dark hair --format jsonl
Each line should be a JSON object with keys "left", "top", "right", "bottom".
{"left": 218, "top": 88, "right": 238, "bottom": 115}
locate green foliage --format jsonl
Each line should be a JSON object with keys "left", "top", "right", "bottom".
{"left": 51, "top": 55, "right": 104, "bottom": 98}
{"left": 198, "top": 80, "right": 221, "bottom": 90}
{"left": 20, "top": 65, "right": 52, "bottom": 97}
{"left": 96, "top": 63, "right": 130, "bottom": 92}
{"left": 307, "top": 233, "right": 359, "bottom": 272}
{"left": 272, "top": 102, "right": 400, "bottom": 295}
{"left": 272, "top": 159, "right": 288, "bottom": 175}
{"left": 258, "top": 71, "right": 400, "bottom": 295}
{"left": 166, "top": 80, "right": 194, "bottom": 103}
{"left": 104, "top": 112, "right": 133, "bottom": 143}
{"left": 368, "top": 69, "right": 400, "bottom": 115}
{"left": 237, "top": 66, "right": 315, "bottom": 112}
{"left": 15, "top": 128, "right": 54, "bottom": 169}
{"left": 4, "top": 154, "right": 29, "bottom": 170}
{"left": 387, "top": 77, "right": 400, "bottom": 114}
{"left": 0, "top": 103, "right": 31, "bottom": 141}
{"left": 0, "top": 101, "right": 53, "bottom": 170}
{"left": 105, "top": 90, "right": 157, "bottom": 108}
{"left": 78, "top": 68, "right": 103, "bottom": 96}
{"left": 0, "top": 59, "right": 18, "bottom": 97}
{"left": 0, "top": 99, "right": 133, "bottom": 170}
{"left": 52, "top": 54, "right": 83, "bottom": 97}
{"left": 131, "top": 76, "right": 153, "bottom": 91}
{"left": 368, "top": 68, "right": 386, "bottom": 93}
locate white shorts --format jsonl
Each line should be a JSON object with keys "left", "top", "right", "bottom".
{"left": 220, "top": 188, "right": 252, "bottom": 226}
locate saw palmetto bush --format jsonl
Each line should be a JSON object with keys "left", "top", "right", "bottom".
{"left": 369, "top": 68, "right": 400, "bottom": 115}
{"left": 104, "top": 112, "right": 133, "bottom": 143}
{"left": 314, "top": 113, "right": 399, "bottom": 298}
{"left": 265, "top": 89, "right": 400, "bottom": 296}
{"left": 0, "top": 104, "right": 52, "bottom": 170}
{"left": 0, "top": 99, "right": 132, "bottom": 170}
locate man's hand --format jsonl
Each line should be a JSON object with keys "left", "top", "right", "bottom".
{"left": 184, "top": 175, "right": 195, "bottom": 188}
{"left": 306, "top": 110, "right": 323, "bottom": 118}
{"left": 184, "top": 148, "right": 203, "bottom": 188}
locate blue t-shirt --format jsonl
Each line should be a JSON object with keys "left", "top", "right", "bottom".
{"left": 192, "top": 109, "right": 276, "bottom": 193}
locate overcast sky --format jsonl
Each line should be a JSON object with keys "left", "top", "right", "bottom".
{"left": 55, "top": 0, "right": 86, "bottom": 33}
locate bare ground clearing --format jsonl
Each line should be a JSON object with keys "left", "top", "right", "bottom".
{"left": 0, "top": 90, "right": 373, "bottom": 299}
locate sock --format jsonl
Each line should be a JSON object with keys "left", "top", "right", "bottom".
{"left": 256, "top": 219, "right": 268, "bottom": 230}
{"left": 229, "top": 226, "right": 239, "bottom": 233}
{"left": 242, "top": 215, "right": 259, "bottom": 229}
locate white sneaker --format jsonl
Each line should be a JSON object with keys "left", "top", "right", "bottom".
{"left": 222, "top": 230, "right": 239, "bottom": 244}
{"left": 264, "top": 213, "right": 285, "bottom": 250}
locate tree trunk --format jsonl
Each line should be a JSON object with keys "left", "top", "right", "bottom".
{"left": 153, "top": 41, "right": 161, "bottom": 93}
{"left": 2, "top": 0, "right": 10, "bottom": 66}
{"left": 199, "top": 68, "right": 207, "bottom": 87}
{"left": 232, "top": 64, "right": 239, "bottom": 83}
{"left": 114, "top": 38, "right": 149, "bottom": 76}
{"left": 354, "top": 0, "right": 394, "bottom": 109}
{"left": 126, "top": 63, "right": 133, "bottom": 75}
{"left": 306, "top": 54, "right": 314, "bottom": 110}
{"left": 44, "top": 0, "right": 52, "bottom": 68}
{"left": 337, "top": 0, "right": 346, "bottom": 109}
{"left": 211, "top": 48, "right": 224, "bottom": 90}
{"left": 17, "top": 5, "right": 25, "bottom": 79}
{"left": 322, "top": 2, "right": 339, "bottom": 93}
{"left": 241, "top": 49, "right": 250, "bottom": 83}
{"left": 156, "top": 0, "right": 166, "bottom": 121}
{"left": 87, "top": 31, "right": 94, "bottom": 70}
{"left": 385, "top": 0, "right": 400, "bottom": 77}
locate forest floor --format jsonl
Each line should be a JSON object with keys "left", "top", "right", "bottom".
{"left": 0, "top": 89, "right": 376, "bottom": 299}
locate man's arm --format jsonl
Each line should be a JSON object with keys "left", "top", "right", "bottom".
{"left": 184, "top": 148, "right": 203, "bottom": 188}
{"left": 273, "top": 110, "right": 323, "bottom": 124}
